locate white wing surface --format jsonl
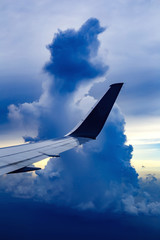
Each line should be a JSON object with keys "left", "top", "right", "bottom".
{"left": 0, "top": 83, "right": 123, "bottom": 175}
{"left": 0, "top": 137, "right": 89, "bottom": 175}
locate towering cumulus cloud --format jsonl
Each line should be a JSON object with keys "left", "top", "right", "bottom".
{"left": 8, "top": 18, "right": 109, "bottom": 141}
{"left": 3, "top": 18, "right": 147, "bottom": 214}
{"left": 44, "top": 18, "right": 108, "bottom": 93}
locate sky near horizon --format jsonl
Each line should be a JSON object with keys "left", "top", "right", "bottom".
{"left": 0, "top": 0, "right": 160, "bottom": 239}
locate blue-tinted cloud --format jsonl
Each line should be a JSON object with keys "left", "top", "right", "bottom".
{"left": 0, "top": 107, "right": 138, "bottom": 212}
{"left": 11, "top": 18, "right": 109, "bottom": 141}
{"left": 44, "top": 18, "right": 108, "bottom": 93}
{"left": 2, "top": 17, "right": 160, "bottom": 217}
{"left": 5, "top": 105, "right": 160, "bottom": 215}
{"left": 1, "top": 1, "right": 160, "bottom": 238}
{"left": 1, "top": 18, "right": 138, "bottom": 213}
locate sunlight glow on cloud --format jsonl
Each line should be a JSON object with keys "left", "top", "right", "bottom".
{"left": 132, "top": 159, "right": 160, "bottom": 178}
{"left": 125, "top": 116, "right": 160, "bottom": 145}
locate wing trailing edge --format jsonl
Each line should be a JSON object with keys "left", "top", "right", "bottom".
{"left": 8, "top": 166, "right": 41, "bottom": 174}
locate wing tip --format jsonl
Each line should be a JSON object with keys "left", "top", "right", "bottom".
{"left": 68, "top": 82, "right": 124, "bottom": 139}
{"left": 110, "top": 82, "right": 124, "bottom": 88}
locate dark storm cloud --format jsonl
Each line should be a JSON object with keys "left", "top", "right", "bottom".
{"left": 44, "top": 18, "right": 108, "bottom": 93}
{"left": 3, "top": 17, "right": 160, "bottom": 217}
{"left": 16, "top": 18, "right": 109, "bottom": 141}
{"left": 0, "top": 18, "right": 142, "bottom": 214}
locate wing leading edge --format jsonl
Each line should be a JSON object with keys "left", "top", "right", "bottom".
{"left": 0, "top": 83, "right": 123, "bottom": 175}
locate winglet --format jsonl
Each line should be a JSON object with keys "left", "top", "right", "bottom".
{"left": 68, "top": 83, "right": 123, "bottom": 139}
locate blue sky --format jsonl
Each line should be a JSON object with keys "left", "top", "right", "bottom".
{"left": 1, "top": 0, "right": 160, "bottom": 239}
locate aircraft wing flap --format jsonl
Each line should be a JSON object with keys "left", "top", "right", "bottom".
{"left": 0, "top": 155, "right": 45, "bottom": 175}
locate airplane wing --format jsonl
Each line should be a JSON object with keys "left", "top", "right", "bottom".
{"left": 0, "top": 83, "right": 123, "bottom": 175}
